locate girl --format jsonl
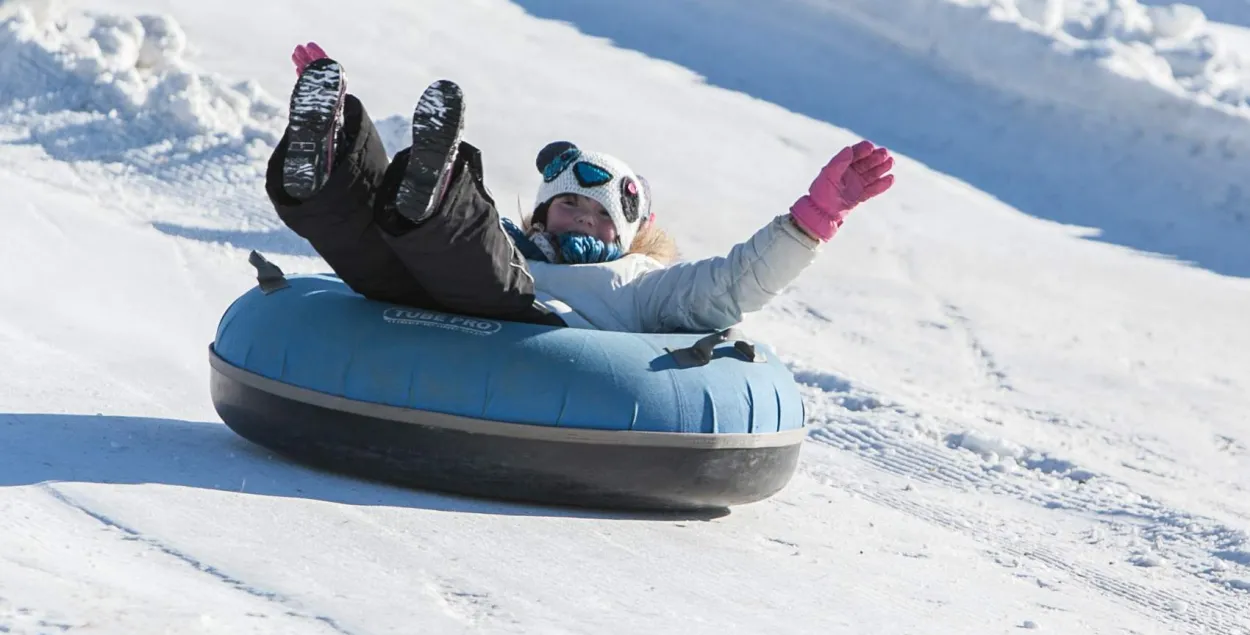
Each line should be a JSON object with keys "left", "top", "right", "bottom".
{"left": 266, "top": 42, "right": 895, "bottom": 333}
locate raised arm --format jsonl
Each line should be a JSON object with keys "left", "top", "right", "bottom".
{"left": 629, "top": 140, "right": 895, "bottom": 333}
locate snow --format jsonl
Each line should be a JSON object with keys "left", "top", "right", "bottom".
{"left": 1, "top": 0, "right": 1248, "bottom": 633}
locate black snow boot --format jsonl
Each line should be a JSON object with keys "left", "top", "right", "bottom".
{"left": 281, "top": 58, "right": 348, "bottom": 200}
{"left": 388, "top": 79, "right": 466, "bottom": 225}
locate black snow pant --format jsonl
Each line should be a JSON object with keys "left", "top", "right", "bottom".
{"left": 264, "top": 95, "right": 564, "bottom": 327}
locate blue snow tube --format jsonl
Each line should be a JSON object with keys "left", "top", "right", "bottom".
{"left": 209, "top": 254, "right": 806, "bottom": 510}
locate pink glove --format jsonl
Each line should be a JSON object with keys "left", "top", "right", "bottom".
{"left": 790, "top": 140, "right": 895, "bottom": 241}
{"left": 291, "top": 42, "right": 329, "bottom": 76}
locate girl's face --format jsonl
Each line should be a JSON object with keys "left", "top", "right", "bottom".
{"left": 544, "top": 194, "right": 618, "bottom": 244}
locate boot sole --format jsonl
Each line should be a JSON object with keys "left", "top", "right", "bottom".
{"left": 394, "top": 80, "right": 465, "bottom": 224}
{"left": 283, "top": 59, "right": 347, "bottom": 200}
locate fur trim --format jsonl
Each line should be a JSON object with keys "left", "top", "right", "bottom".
{"left": 627, "top": 222, "right": 678, "bottom": 264}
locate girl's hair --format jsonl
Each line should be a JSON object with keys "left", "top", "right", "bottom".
{"left": 524, "top": 200, "right": 679, "bottom": 264}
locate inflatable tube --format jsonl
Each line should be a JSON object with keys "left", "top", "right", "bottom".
{"left": 210, "top": 263, "right": 806, "bottom": 510}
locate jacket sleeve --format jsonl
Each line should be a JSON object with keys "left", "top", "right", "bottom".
{"left": 627, "top": 215, "right": 821, "bottom": 333}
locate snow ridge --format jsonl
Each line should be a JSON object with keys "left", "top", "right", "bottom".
{"left": 0, "top": 4, "right": 282, "bottom": 168}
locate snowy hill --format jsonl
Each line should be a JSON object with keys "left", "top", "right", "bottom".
{"left": 518, "top": 0, "right": 1250, "bottom": 277}
{"left": 1, "top": 0, "right": 1248, "bottom": 633}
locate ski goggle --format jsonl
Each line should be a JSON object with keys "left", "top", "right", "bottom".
{"left": 542, "top": 147, "right": 581, "bottom": 182}
{"left": 573, "top": 161, "right": 613, "bottom": 187}
{"left": 542, "top": 147, "right": 614, "bottom": 188}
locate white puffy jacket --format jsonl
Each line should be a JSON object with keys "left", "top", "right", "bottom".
{"left": 528, "top": 215, "right": 820, "bottom": 332}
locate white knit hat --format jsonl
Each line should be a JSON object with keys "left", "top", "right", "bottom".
{"left": 533, "top": 142, "right": 651, "bottom": 249}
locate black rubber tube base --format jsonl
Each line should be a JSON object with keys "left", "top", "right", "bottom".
{"left": 210, "top": 366, "right": 803, "bottom": 512}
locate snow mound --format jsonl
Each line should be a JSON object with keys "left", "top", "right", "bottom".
{"left": 1003, "top": 0, "right": 1250, "bottom": 113}
{"left": 0, "top": 2, "right": 282, "bottom": 164}
{"left": 947, "top": 430, "right": 1099, "bottom": 481}
{"left": 949, "top": 430, "right": 1028, "bottom": 462}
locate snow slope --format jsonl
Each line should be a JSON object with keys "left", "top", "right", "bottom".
{"left": 516, "top": 0, "right": 1250, "bottom": 278}
{"left": 1, "top": 0, "right": 1248, "bottom": 633}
